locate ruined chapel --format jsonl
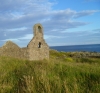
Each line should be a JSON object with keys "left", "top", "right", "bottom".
{"left": 0, "top": 23, "right": 49, "bottom": 60}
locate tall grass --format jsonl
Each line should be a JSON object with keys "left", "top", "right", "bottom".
{"left": 0, "top": 50, "right": 100, "bottom": 93}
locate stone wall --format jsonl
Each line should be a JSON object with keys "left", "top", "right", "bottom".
{"left": 27, "top": 36, "right": 49, "bottom": 60}
{"left": 0, "top": 23, "right": 49, "bottom": 60}
{"left": 27, "top": 24, "right": 49, "bottom": 60}
{"left": 0, "top": 41, "right": 28, "bottom": 60}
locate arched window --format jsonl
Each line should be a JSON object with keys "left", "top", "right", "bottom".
{"left": 38, "top": 26, "right": 41, "bottom": 32}
{"left": 38, "top": 42, "right": 41, "bottom": 48}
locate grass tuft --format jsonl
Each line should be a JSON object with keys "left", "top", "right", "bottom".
{"left": 0, "top": 50, "right": 100, "bottom": 93}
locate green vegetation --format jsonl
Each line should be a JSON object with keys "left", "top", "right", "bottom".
{"left": 0, "top": 50, "right": 100, "bottom": 93}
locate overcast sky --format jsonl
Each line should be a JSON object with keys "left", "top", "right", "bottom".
{"left": 0, "top": 0, "right": 100, "bottom": 47}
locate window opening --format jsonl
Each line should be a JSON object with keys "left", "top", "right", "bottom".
{"left": 38, "top": 26, "right": 41, "bottom": 32}
{"left": 38, "top": 42, "right": 41, "bottom": 48}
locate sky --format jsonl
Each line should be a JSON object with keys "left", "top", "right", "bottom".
{"left": 0, "top": 0, "right": 100, "bottom": 47}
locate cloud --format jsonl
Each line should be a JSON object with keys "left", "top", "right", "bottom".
{"left": 0, "top": 0, "right": 53, "bottom": 12}
{"left": 0, "top": 0, "right": 98, "bottom": 29}
{"left": 0, "top": 0, "right": 53, "bottom": 29}
{"left": 0, "top": 0, "right": 99, "bottom": 46}
{"left": 60, "top": 29, "right": 100, "bottom": 39}
{"left": 73, "top": 10, "right": 100, "bottom": 18}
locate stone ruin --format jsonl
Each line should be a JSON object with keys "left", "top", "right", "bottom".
{"left": 0, "top": 23, "right": 49, "bottom": 60}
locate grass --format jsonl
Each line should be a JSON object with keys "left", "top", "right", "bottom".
{"left": 0, "top": 50, "right": 100, "bottom": 93}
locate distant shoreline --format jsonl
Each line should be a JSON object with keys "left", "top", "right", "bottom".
{"left": 50, "top": 44, "right": 100, "bottom": 47}
{"left": 50, "top": 44, "right": 100, "bottom": 52}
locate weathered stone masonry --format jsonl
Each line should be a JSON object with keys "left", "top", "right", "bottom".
{"left": 0, "top": 23, "right": 49, "bottom": 60}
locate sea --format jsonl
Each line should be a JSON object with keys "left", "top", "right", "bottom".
{"left": 50, "top": 44, "right": 100, "bottom": 52}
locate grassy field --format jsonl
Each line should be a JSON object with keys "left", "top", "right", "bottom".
{"left": 0, "top": 50, "right": 100, "bottom": 93}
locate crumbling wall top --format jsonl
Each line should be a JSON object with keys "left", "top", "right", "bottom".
{"left": 33, "top": 23, "right": 43, "bottom": 37}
